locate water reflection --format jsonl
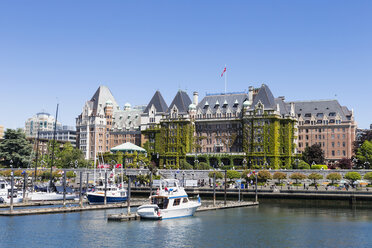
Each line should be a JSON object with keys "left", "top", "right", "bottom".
{"left": 2, "top": 204, "right": 372, "bottom": 248}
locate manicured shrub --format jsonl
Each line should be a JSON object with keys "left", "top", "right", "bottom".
{"left": 258, "top": 170, "right": 272, "bottom": 182}
{"left": 226, "top": 170, "right": 241, "bottom": 180}
{"left": 344, "top": 172, "right": 361, "bottom": 183}
{"left": 364, "top": 172, "right": 372, "bottom": 183}
{"left": 311, "top": 164, "right": 328, "bottom": 170}
{"left": 308, "top": 173, "right": 323, "bottom": 184}
{"left": 208, "top": 171, "right": 224, "bottom": 179}
{"left": 290, "top": 172, "right": 307, "bottom": 184}
{"left": 326, "top": 172, "right": 342, "bottom": 184}
{"left": 273, "top": 172, "right": 287, "bottom": 184}
{"left": 293, "top": 160, "right": 310, "bottom": 170}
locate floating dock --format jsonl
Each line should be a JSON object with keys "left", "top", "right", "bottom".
{"left": 0, "top": 200, "right": 147, "bottom": 216}
{"left": 107, "top": 201, "right": 258, "bottom": 221}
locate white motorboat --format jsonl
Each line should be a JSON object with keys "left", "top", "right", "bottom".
{"left": 0, "top": 178, "right": 23, "bottom": 204}
{"left": 27, "top": 191, "right": 76, "bottom": 201}
{"left": 137, "top": 179, "right": 201, "bottom": 220}
{"left": 87, "top": 185, "right": 127, "bottom": 204}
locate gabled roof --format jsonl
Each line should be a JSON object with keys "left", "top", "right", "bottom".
{"left": 167, "top": 90, "right": 192, "bottom": 114}
{"left": 275, "top": 98, "right": 290, "bottom": 115}
{"left": 90, "top": 86, "right": 119, "bottom": 115}
{"left": 196, "top": 93, "right": 248, "bottom": 114}
{"left": 144, "top": 91, "right": 168, "bottom": 114}
{"left": 292, "top": 99, "right": 353, "bottom": 121}
{"left": 250, "top": 84, "right": 276, "bottom": 110}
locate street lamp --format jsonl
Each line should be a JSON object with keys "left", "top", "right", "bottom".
{"left": 243, "top": 158, "right": 247, "bottom": 169}
{"left": 264, "top": 161, "right": 269, "bottom": 170}
{"left": 352, "top": 158, "right": 358, "bottom": 169}
{"left": 294, "top": 159, "right": 300, "bottom": 169}
{"left": 364, "top": 162, "right": 370, "bottom": 169}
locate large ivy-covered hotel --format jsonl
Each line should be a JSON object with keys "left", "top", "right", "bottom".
{"left": 76, "top": 84, "right": 356, "bottom": 168}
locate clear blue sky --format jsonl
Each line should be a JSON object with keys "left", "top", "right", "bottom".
{"left": 0, "top": 1, "right": 371, "bottom": 129}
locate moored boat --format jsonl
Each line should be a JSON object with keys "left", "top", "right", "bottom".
{"left": 87, "top": 185, "right": 127, "bottom": 204}
{"left": 137, "top": 179, "right": 201, "bottom": 220}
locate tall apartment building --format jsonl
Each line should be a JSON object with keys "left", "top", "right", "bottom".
{"left": 76, "top": 86, "right": 143, "bottom": 160}
{"left": 0, "top": 125, "right": 4, "bottom": 140}
{"left": 38, "top": 125, "right": 77, "bottom": 147}
{"left": 142, "top": 84, "right": 298, "bottom": 169}
{"left": 295, "top": 100, "right": 356, "bottom": 162}
{"left": 25, "top": 112, "right": 62, "bottom": 138}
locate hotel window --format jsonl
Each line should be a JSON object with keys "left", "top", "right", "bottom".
{"left": 332, "top": 151, "right": 335, "bottom": 156}
{"left": 343, "top": 150, "right": 346, "bottom": 156}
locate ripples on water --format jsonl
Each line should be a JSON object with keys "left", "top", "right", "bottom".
{"left": 2, "top": 204, "right": 372, "bottom": 248}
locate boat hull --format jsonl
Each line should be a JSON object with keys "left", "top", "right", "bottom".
{"left": 28, "top": 192, "right": 76, "bottom": 201}
{"left": 137, "top": 202, "right": 201, "bottom": 220}
{"left": 87, "top": 193, "right": 127, "bottom": 204}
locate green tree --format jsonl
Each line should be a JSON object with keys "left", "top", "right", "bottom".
{"left": 363, "top": 172, "right": 372, "bottom": 184}
{"left": 0, "top": 129, "right": 32, "bottom": 168}
{"left": 273, "top": 172, "right": 287, "bottom": 184}
{"left": 293, "top": 160, "right": 310, "bottom": 169}
{"left": 208, "top": 171, "right": 224, "bottom": 179}
{"left": 258, "top": 170, "right": 272, "bottom": 183}
{"left": 241, "top": 170, "right": 255, "bottom": 181}
{"left": 355, "top": 140, "right": 372, "bottom": 168}
{"left": 302, "top": 144, "right": 325, "bottom": 165}
{"left": 326, "top": 172, "right": 341, "bottom": 184}
{"left": 197, "top": 162, "right": 211, "bottom": 170}
{"left": 226, "top": 170, "right": 241, "bottom": 180}
{"left": 289, "top": 172, "right": 307, "bottom": 184}
{"left": 308, "top": 173, "right": 323, "bottom": 185}
{"left": 179, "top": 160, "right": 193, "bottom": 170}
{"left": 55, "top": 142, "right": 88, "bottom": 168}
{"left": 344, "top": 172, "right": 361, "bottom": 184}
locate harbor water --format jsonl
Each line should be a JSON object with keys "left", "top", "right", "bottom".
{"left": 1, "top": 201, "right": 372, "bottom": 248}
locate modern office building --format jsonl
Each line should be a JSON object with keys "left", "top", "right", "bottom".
{"left": 38, "top": 125, "right": 77, "bottom": 147}
{"left": 25, "top": 112, "right": 61, "bottom": 138}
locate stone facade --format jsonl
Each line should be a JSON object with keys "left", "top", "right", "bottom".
{"left": 76, "top": 86, "right": 142, "bottom": 160}
{"left": 294, "top": 100, "right": 356, "bottom": 162}
{"left": 0, "top": 125, "right": 4, "bottom": 140}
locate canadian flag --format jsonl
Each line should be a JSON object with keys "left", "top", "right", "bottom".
{"left": 221, "top": 67, "right": 226, "bottom": 77}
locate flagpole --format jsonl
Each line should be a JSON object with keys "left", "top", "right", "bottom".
{"left": 224, "top": 64, "right": 227, "bottom": 94}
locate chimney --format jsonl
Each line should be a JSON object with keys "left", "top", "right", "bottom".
{"left": 278, "top": 96, "right": 285, "bottom": 101}
{"left": 193, "top": 91, "right": 199, "bottom": 105}
{"left": 248, "top": 86, "right": 254, "bottom": 104}
{"left": 290, "top": 102, "right": 295, "bottom": 117}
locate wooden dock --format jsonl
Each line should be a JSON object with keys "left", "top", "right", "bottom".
{"left": 0, "top": 200, "right": 147, "bottom": 216}
{"left": 107, "top": 201, "right": 258, "bottom": 221}
{"left": 0, "top": 200, "right": 79, "bottom": 208}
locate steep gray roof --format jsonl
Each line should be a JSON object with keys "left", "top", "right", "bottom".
{"left": 196, "top": 93, "right": 248, "bottom": 114}
{"left": 144, "top": 91, "right": 168, "bottom": 114}
{"left": 112, "top": 108, "right": 142, "bottom": 131}
{"left": 250, "top": 84, "right": 276, "bottom": 110}
{"left": 90, "top": 86, "right": 119, "bottom": 115}
{"left": 293, "top": 100, "right": 353, "bottom": 121}
{"left": 275, "top": 98, "right": 290, "bottom": 115}
{"left": 167, "top": 90, "right": 192, "bottom": 114}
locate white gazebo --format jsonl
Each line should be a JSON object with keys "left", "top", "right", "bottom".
{"left": 110, "top": 142, "right": 147, "bottom": 154}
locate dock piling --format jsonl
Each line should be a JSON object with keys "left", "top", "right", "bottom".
{"left": 10, "top": 166, "right": 14, "bottom": 212}
{"left": 63, "top": 169, "right": 66, "bottom": 207}
{"left": 213, "top": 172, "right": 216, "bottom": 206}
{"left": 104, "top": 171, "right": 107, "bottom": 205}
{"left": 224, "top": 170, "right": 227, "bottom": 206}
{"left": 127, "top": 176, "right": 131, "bottom": 215}
{"left": 23, "top": 171, "right": 27, "bottom": 202}
{"left": 79, "top": 171, "right": 83, "bottom": 207}
{"left": 255, "top": 173, "right": 258, "bottom": 203}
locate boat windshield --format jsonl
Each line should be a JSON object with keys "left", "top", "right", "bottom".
{"left": 151, "top": 197, "right": 169, "bottom": 209}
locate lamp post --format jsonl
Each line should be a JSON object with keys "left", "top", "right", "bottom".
{"left": 243, "top": 158, "right": 247, "bottom": 169}
{"left": 264, "top": 162, "right": 268, "bottom": 170}
{"left": 294, "top": 159, "right": 299, "bottom": 169}
{"left": 10, "top": 159, "right": 14, "bottom": 212}
{"left": 352, "top": 158, "right": 358, "bottom": 169}
{"left": 364, "top": 162, "right": 370, "bottom": 170}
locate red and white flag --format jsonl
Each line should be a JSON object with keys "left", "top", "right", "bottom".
{"left": 221, "top": 67, "right": 226, "bottom": 77}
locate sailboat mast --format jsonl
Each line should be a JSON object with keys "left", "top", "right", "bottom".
{"left": 49, "top": 103, "right": 59, "bottom": 190}
{"left": 34, "top": 127, "right": 40, "bottom": 189}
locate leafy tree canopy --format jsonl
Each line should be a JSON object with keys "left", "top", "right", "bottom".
{"left": 226, "top": 170, "right": 241, "bottom": 180}
{"left": 0, "top": 129, "right": 32, "bottom": 168}
{"left": 258, "top": 170, "right": 272, "bottom": 181}
{"left": 344, "top": 172, "right": 361, "bottom": 183}
{"left": 208, "top": 171, "right": 224, "bottom": 179}
{"left": 355, "top": 140, "right": 372, "bottom": 168}
{"left": 337, "top": 158, "right": 353, "bottom": 169}
{"left": 273, "top": 172, "right": 287, "bottom": 183}
{"left": 302, "top": 144, "right": 325, "bottom": 165}
{"left": 326, "top": 172, "right": 342, "bottom": 183}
